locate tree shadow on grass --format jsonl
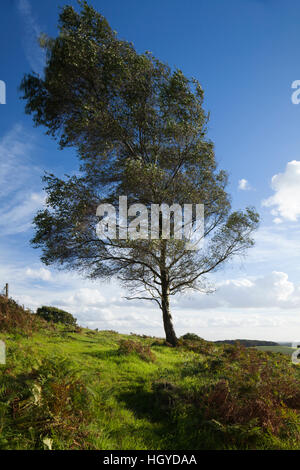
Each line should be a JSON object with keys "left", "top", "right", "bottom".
{"left": 82, "top": 349, "right": 120, "bottom": 360}
{"left": 116, "top": 386, "right": 177, "bottom": 447}
{"left": 116, "top": 385, "right": 200, "bottom": 450}
{"left": 118, "top": 387, "right": 161, "bottom": 421}
{"left": 118, "top": 385, "right": 218, "bottom": 450}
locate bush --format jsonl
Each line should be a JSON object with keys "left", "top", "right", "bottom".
{"left": 152, "top": 344, "right": 300, "bottom": 448}
{"left": 36, "top": 306, "right": 77, "bottom": 327}
{"left": 0, "top": 295, "right": 47, "bottom": 335}
{"left": 178, "top": 336, "right": 216, "bottom": 355}
{"left": 0, "top": 355, "right": 93, "bottom": 449}
{"left": 180, "top": 333, "right": 203, "bottom": 342}
{"left": 198, "top": 347, "right": 300, "bottom": 437}
{"left": 118, "top": 339, "right": 156, "bottom": 362}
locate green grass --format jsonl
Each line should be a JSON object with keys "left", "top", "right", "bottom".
{"left": 0, "top": 325, "right": 300, "bottom": 450}
{"left": 255, "top": 345, "right": 296, "bottom": 355}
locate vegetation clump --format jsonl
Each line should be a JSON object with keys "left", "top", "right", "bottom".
{"left": 180, "top": 332, "right": 203, "bottom": 341}
{"left": 152, "top": 343, "right": 300, "bottom": 449}
{"left": 177, "top": 335, "right": 216, "bottom": 355}
{"left": 36, "top": 306, "right": 77, "bottom": 327}
{"left": 118, "top": 339, "right": 156, "bottom": 362}
{"left": 215, "top": 339, "right": 279, "bottom": 347}
{"left": 0, "top": 356, "right": 93, "bottom": 449}
{"left": 0, "top": 296, "right": 47, "bottom": 335}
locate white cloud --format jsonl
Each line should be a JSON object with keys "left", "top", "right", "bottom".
{"left": 2, "top": 258, "right": 300, "bottom": 341}
{"left": 60, "top": 288, "right": 107, "bottom": 308}
{"left": 176, "top": 271, "right": 299, "bottom": 310}
{"left": 238, "top": 178, "right": 251, "bottom": 190}
{"left": 263, "top": 160, "right": 300, "bottom": 222}
{"left": 250, "top": 224, "right": 300, "bottom": 263}
{"left": 17, "top": 0, "right": 46, "bottom": 75}
{"left": 26, "top": 267, "right": 52, "bottom": 282}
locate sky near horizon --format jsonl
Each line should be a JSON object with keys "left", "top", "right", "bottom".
{"left": 1, "top": 0, "right": 300, "bottom": 341}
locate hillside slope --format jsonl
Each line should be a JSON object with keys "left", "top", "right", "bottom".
{"left": 0, "top": 301, "right": 300, "bottom": 450}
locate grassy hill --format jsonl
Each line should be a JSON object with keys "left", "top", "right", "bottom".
{"left": 215, "top": 339, "right": 279, "bottom": 347}
{"left": 255, "top": 345, "right": 297, "bottom": 355}
{"left": 1, "top": 297, "right": 300, "bottom": 450}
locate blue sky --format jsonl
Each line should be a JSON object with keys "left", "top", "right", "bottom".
{"left": 1, "top": 0, "right": 300, "bottom": 341}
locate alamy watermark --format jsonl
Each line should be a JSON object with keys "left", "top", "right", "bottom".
{"left": 96, "top": 197, "right": 204, "bottom": 250}
{"left": 291, "top": 342, "right": 300, "bottom": 364}
{"left": 0, "top": 80, "right": 6, "bottom": 105}
{"left": 0, "top": 340, "right": 5, "bottom": 365}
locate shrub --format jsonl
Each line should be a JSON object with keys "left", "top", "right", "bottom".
{"left": 152, "top": 381, "right": 183, "bottom": 413}
{"left": 199, "top": 347, "right": 300, "bottom": 437}
{"left": 118, "top": 339, "right": 156, "bottom": 362}
{"left": 36, "top": 306, "right": 77, "bottom": 327}
{"left": 0, "top": 295, "right": 47, "bottom": 335}
{"left": 0, "top": 356, "right": 93, "bottom": 449}
{"left": 177, "top": 336, "right": 216, "bottom": 355}
{"left": 152, "top": 344, "right": 300, "bottom": 448}
{"left": 180, "top": 333, "right": 203, "bottom": 341}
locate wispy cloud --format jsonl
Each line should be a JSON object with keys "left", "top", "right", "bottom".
{"left": 17, "top": 0, "right": 46, "bottom": 75}
{"left": 0, "top": 125, "right": 44, "bottom": 235}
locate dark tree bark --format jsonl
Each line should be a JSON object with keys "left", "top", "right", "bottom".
{"left": 161, "top": 280, "right": 177, "bottom": 346}
{"left": 160, "top": 241, "right": 177, "bottom": 346}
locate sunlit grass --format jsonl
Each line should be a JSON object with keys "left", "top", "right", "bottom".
{"left": 0, "top": 326, "right": 299, "bottom": 450}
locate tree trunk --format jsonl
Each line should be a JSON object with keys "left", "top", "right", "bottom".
{"left": 161, "top": 286, "right": 177, "bottom": 346}
{"left": 161, "top": 270, "right": 177, "bottom": 346}
{"left": 160, "top": 240, "right": 177, "bottom": 346}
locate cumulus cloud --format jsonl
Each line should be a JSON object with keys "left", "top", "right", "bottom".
{"left": 218, "top": 271, "right": 295, "bottom": 305}
{"left": 59, "top": 288, "right": 107, "bottom": 308}
{"left": 238, "top": 178, "right": 251, "bottom": 190}
{"left": 2, "top": 258, "right": 300, "bottom": 340}
{"left": 176, "top": 271, "right": 300, "bottom": 310}
{"left": 25, "top": 267, "right": 52, "bottom": 282}
{"left": 263, "top": 160, "right": 300, "bottom": 222}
